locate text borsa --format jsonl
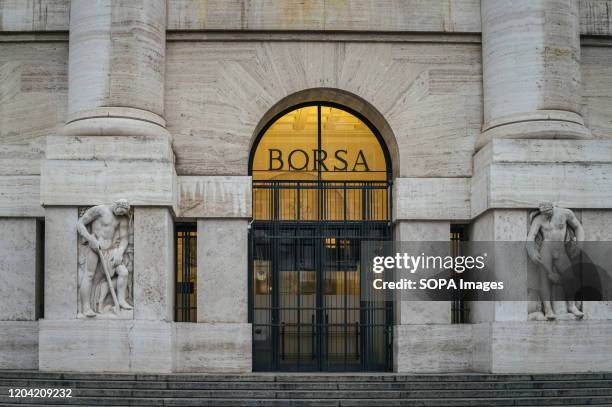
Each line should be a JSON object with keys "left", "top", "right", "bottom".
{"left": 268, "top": 149, "right": 370, "bottom": 172}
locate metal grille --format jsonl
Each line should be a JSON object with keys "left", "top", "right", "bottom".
{"left": 451, "top": 225, "right": 469, "bottom": 323}
{"left": 175, "top": 224, "right": 197, "bottom": 322}
{"left": 249, "top": 180, "right": 393, "bottom": 371}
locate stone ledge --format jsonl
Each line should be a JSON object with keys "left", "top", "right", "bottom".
{"left": 471, "top": 139, "right": 612, "bottom": 218}
{"left": 178, "top": 176, "right": 251, "bottom": 218}
{"left": 476, "top": 139, "right": 612, "bottom": 166}
{"left": 46, "top": 134, "right": 174, "bottom": 162}
{"left": 0, "top": 321, "right": 38, "bottom": 370}
{"left": 476, "top": 120, "right": 593, "bottom": 152}
{"left": 393, "top": 178, "right": 470, "bottom": 221}
{"left": 40, "top": 160, "right": 177, "bottom": 210}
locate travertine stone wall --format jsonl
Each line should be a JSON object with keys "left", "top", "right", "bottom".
{"left": 489, "top": 320, "right": 612, "bottom": 373}
{"left": 581, "top": 210, "right": 612, "bottom": 320}
{"left": 0, "top": 219, "right": 37, "bottom": 320}
{"left": 394, "top": 178, "right": 470, "bottom": 221}
{"left": 133, "top": 208, "right": 175, "bottom": 321}
{"left": 197, "top": 219, "right": 248, "bottom": 323}
{"left": 166, "top": 0, "right": 482, "bottom": 32}
{"left": 394, "top": 324, "right": 474, "bottom": 373}
{"left": 582, "top": 43, "right": 612, "bottom": 139}
{"left": 468, "top": 210, "right": 529, "bottom": 322}
{"left": 44, "top": 207, "right": 78, "bottom": 320}
{"left": 175, "top": 323, "right": 251, "bottom": 373}
{"left": 0, "top": 41, "right": 67, "bottom": 217}
{"left": 478, "top": 0, "right": 591, "bottom": 149}
{"left": 0, "top": 321, "right": 38, "bottom": 369}
{"left": 166, "top": 41, "right": 482, "bottom": 178}
{"left": 2, "top": 1, "right": 612, "bottom": 36}
{"left": 0, "top": 0, "right": 70, "bottom": 31}
{"left": 39, "top": 320, "right": 174, "bottom": 373}
{"left": 394, "top": 221, "right": 451, "bottom": 325}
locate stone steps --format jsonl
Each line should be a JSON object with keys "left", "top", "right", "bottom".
{"left": 0, "top": 371, "right": 611, "bottom": 406}
{"left": 2, "top": 379, "right": 612, "bottom": 390}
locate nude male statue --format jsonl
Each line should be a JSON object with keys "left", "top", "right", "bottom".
{"left": 526, "top": 201, "right": 584, "bottom": 320}
{"left": 77, "top": 199, "right": 133, "bottom": 317}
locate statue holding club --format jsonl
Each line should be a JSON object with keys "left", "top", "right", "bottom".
{"left": 77, "top": 199, "right": 133, "bottom": 317}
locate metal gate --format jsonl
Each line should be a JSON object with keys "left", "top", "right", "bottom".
{"left": 249, "top": 180, "right": 393, "bottom": 372}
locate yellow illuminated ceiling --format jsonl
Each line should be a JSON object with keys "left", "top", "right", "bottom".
{"left": 252, "top": 105, "right": 387, "bottom": 181}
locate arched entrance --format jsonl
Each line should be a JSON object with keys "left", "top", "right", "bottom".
{"left": 248, "top": 102, "right": 393, "bottom": 372}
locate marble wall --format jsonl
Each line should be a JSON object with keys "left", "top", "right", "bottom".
{"left": 2, "top": 0, "right": 612, "bottom": 375}
{"left": 166, "top": 40, "right": 483, "bottom": 178}
{"left": 0, "top": 41, "right": 67, "bottom": 218}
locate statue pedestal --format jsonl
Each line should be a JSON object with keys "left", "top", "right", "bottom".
{"left": 38, "top": 319, "right": 174, "bottom": 373}
{"left": 481, "top": 320, "right": 612, "bottom": 373}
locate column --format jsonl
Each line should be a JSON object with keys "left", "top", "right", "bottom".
{"left": 39, "top": 0, "right": 176, "bottom": 373}
{"left": 477, "top": 0, "right": 591, "bottom": 150}
{"left": 474, "top": 0, "right": 612, "bottom": 373}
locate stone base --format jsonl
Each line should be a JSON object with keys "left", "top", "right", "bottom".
{"left": 394, "top": 320, "right": 612, "bottom": 373}
{"left": 175, "top": 323, "right": 251, "bottom": 373}
{"left": 39, "top": 319, "right": 174, "bottom": 373}
{"left": 394, "top": 324, "right": 474, "bottom": 373}
{"left": 0, "top": 321, "right": 38, "bottom": 369}
{"left": 486, "top": 320, "right": 612, "bottom": 373}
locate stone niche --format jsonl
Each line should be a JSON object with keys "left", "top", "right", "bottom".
{"left": 77, "top": 201, "right": 134, "bottom": 319}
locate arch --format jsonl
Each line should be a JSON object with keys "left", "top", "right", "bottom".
{"left": 248, "top": 88, "right": 399, "bottom": 179}
{"left": 248, "top": 92, "right": 394, "bottom": 372}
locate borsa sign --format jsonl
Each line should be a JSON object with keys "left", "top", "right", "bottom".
{"left": 267, "top": 148, "right": 370, "bottom": 172}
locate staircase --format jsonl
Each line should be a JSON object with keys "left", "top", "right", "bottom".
{"left": 1, "top": 371, "right": 612, "bottom": 406}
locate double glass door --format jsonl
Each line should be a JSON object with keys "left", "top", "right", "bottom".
{"left": 250, "top": 183, "right": 392, "bottom": 372}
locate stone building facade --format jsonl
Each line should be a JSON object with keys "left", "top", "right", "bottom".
{"left": 1, "top": 0, "right": 612, "bottom": 374}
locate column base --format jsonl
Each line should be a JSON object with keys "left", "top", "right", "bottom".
{"left": 476, "top": 110, "right": 592, "bottom": 151}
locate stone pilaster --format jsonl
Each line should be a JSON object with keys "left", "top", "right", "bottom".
{"left": 468, "top": 209, "right": 529, "bottom": 323}
{"left": 477, "top": 0, "right": 591, "bottom": 150}
{"left": 179, "top": 202, "right": 251, "bottom": 372}
{"left": 38, "top": 0, "right": 176, "bottom": 373}
{"left": 42, "top": 0, "right": 174, "bottom": 209}
{"left": 0, "top": 219, "right": 40, "bottom": 369}
{"left": 392, "top": 220, "right": 475, "bottom": 373}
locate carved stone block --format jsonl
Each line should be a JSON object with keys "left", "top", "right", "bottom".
{"left": 77, "top": 200, "right": 134, "bottom": 319}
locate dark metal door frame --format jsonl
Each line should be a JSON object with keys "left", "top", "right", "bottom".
{"left": 248, "top": 102, "right": 394, "bottom": 372}
{"left": 249, "top": 181, "right": 393, "bottom": 372}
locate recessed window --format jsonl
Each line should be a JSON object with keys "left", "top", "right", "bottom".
{"left": 175, "top": 224, "right": 197, "bottom": 322}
